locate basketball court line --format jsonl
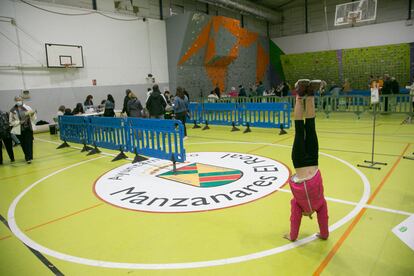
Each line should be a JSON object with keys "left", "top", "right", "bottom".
{"left": 6, "top": 141, "right": 371, "bottom": 269}
{"left": 181, "top": 134, "right": 404, "bottom": 157}
{"left": 0, "top": 214, "right": 64, "bottom": 276}
{"left": 317, "top": 130, "right": 413, "bottom": 138}
{"left": 246, "top": 135, "right": 293, "bottom": 154}
{"left": 34, "top": 138, "right": 412, "bottom": 217}
{"left": 24, "top": 203, "right": 104, "bottom": 232}
{"left": 313, "top": 143, "right": 410, "bottom": 275}
{"left": 8, "top": 138, "right": 405, "bottom": 269}
{"left": 276, "top": 188, "right": 412, "bottom": 216}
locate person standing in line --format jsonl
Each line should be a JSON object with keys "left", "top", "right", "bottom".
{"left": 214, "top": 84, "right": 221, "bottom": 98}
{"left": 9, "top": 96, "right": 36, "bottom": 164}
{"left": 238, "top": 85, "right": 247, "bottom": 97}
{"left": 163, "top": 90, "right": 174, "bottom": 119}
{"left": 127, "top": 92, "right": 144, "bottom": 118}
{"left": 173, "top": 87, "right": 189, "bottom": 138}
{"left": 284, "top": 79, "right": 329, "bottom": 242}
{"left": 146, "top": 84, "right": 166, "bottom": 119}
{"left": 256, "top": 81, "right": 265, "bottom": 96}
{"left": 0, "top": 109, "right": 15, "bottom": 165}
{"left": 281, "top": 81, "right": 290, "bottom": 97}
{"left": 103, "top": 94, "right": 115, "bottom": 117}
{"left": 390, "top": 77, "right": 400, "bottom": 94}
{"left": 183, "top": 88, "right": 190, "bottom": 102}
{"left": 382, "top": 75, "right": 392, "bottom": 112}
{"left": 122, "top": 89, "right": 131, "bottom": 116}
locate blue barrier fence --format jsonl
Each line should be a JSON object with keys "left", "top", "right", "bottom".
{"left": 188, "top": 102, "right": 202, "bottom": 124}
{"left": 239, "top": 103, "right": 291, "bottom": 129}
{"left": 202, "top": 103, "right": 239, "bottom": 126}
{"left": 127, "top": 118, "right": 185, "bottom": 162}
{"left": 188, "top": 102, "right": 291, "bottom": 129}
{"left": 59, "top": 115, "right": 89, "bottom": 144}
{"left": 59, "top": 116, "right": 186, "bottom": 163}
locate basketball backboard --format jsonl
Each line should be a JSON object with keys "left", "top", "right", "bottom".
{"left": 45, "top": 43, "right": 84, "bottom": 68}
{"left": 334, "top": 0, "right": 377, "bottom": 26}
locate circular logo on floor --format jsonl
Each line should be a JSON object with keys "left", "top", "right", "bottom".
{"left": 94, "top": 152, "right": 290, "bottom": 213}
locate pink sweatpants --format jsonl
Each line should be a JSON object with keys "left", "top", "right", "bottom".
{"left": 289, "top": 170, "right": 329, "bottom": 241}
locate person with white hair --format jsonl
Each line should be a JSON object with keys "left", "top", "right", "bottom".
{"left": 228, "top": 86, "right": 238, "bottom": 97}
{"left": 9, "top": 96, "right": 36, "bottom": 164}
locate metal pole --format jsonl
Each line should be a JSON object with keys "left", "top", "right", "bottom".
{"left": 370, "top": 103, "right": 377, "bottom": 163}
{"left": 92, "top": 0, "right": 97, "bottom": 10}
{"left": 206, "top": 3, "right": 209, "bottom": 15}
{"left": 159, "top": 0, "right": 163, "bottom": 20}
{"left": 241, "top": 14, "right": 244, "bottom": 28}
{"left": 305, "top": 0, "right": 308, "bottom": 33}
{"left": 409, "top": 0, "right": 412, "bottom": 20}
{"left": 266, "top": 21, "right": 270, "bottom": 37}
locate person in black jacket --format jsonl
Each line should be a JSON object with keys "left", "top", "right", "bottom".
{"left": 382, "top": 75, "right": 392, "bottom": 112}
{"left": 103, "top": 94, "right": 115, "bottom": 117}
{"left": 390, "top": 77, "right": 399, "bottom": 94}
{"left": 146, "top": 84, "right": 166, "bottom": 119}
{"left": 122, "top": 89, "right": 131, "bottom": 116}
{"left": 0, "top": 110, "right": 15, "bottom": 165}
{"left": 238, "top": 85, "right": 246, "bottom": 97}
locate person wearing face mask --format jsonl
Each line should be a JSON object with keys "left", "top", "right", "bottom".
{"left": 9, "top": 96, "right": 37, "bottom": 164}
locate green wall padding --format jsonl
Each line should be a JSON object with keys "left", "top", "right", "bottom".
{"left": 269, "top": 40, "right": 285, "bottom": 80}
{"left": 280, "top": 43, "right": 411, "bottom": 90}
{"left": 281, "top": 50, "right": 339, "bottom": 87}
{"left": 342, "top": 43, "right": 410, "bottom": 89}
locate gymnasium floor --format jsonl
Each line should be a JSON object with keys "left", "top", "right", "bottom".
{"left": 0, "top": 112, "right": 413, "bottom": 276}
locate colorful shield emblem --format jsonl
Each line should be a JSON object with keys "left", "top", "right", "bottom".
{"left": 157, "top": 163, "right": 243, "bottom": 187}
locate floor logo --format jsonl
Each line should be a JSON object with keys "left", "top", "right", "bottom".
{"left": 94, "top": 152, "right": 290, "bottom": 213}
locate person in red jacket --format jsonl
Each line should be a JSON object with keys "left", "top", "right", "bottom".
{"left": 284, "top": 79, "right": 329, "bottom": 242}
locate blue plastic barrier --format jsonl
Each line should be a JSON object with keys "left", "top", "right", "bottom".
{"left": 126, "top": 118, "right": 186, "bottom": 162}
{"left": 59, "top": 116, "right": 89, "bottom": 144}
{"left": 238, "top": 102, "right": 291, "bottom": 129}
{"left": 89, "top": 117, "right": 129, "bottom": 151}
{"left": 188, "top": 102, "right": 202, "bottom": 124}
{"left": 59, "top": 116, "right": 186, "bottom": 162}
{"left": 202, "top": 103, "right": 238, "bottom": 126}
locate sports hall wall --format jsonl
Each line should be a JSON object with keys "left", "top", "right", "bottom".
{"left": 279, "top": 43, "right": 412, "bottom": 90}
{"left": 166, "top": 12, "right": 272, "bottom": 97}
{"left": 0, "top": 0, "right": 169, "bottom": 122}
{"left": 272, "top": 20, "right": 414, "bottom": 89}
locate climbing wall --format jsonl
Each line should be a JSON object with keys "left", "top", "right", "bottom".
{"left": 168, "top": 13, "right": 273, "bottom": 98}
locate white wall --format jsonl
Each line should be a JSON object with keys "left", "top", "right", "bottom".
{"left": 0, "top": 0, "right": 169, "bottom": 121}
{"left": 272, "top": 20, "right": 414, "bottom": 54}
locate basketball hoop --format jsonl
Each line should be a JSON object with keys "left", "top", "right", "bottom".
{"left": 334, "top": 0, "right": 377, "bottom": 26}
{"left": 63, "top": 63, "right": 75, "bottom": 68}
{"left": 347, "top": 10, "right": 361, "bottom": 25}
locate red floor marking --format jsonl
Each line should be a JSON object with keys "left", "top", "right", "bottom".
{"left": 24, "top": 203, "right": 104, "bottom": 232}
